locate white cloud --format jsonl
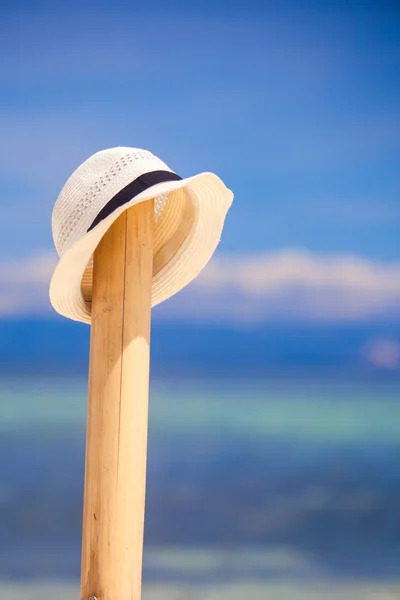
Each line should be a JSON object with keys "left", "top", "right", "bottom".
{"left": 0, "top": 249, "right": 399, "bottom": 325}
{"left": 158, "top": 250, "right": 400, "bottom": 325}
{"left": 0, "top": 252, "right": 57, "bottom": 316}
{"left": 195, "top": 250, "right": 400, "bottom": 293}
{"left": 363, "top": 338, "right": 400, "bottom": 370}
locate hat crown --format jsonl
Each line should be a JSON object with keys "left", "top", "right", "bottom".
{"left": 52, "top": 147, "right": 171, "bottom": 256}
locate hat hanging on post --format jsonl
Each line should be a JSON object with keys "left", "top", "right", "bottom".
{"left": 49, "top": 147, "right": 233, "bottom": 323}
{"left": 49, "top": 145, "right": 233, "bottom": 600}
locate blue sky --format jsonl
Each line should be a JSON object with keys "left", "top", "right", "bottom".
{"left": 0, "top": 0, "right": 399, "bottom": 332}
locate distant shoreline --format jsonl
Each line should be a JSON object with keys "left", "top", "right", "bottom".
{"left": 1, "top": 579, "right": 400, "bottom": 600}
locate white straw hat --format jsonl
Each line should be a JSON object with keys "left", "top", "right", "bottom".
{"left": 50, "top": 147, "right": 233, "bottom": 323}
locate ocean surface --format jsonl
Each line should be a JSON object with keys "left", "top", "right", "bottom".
{"left": 0, "top": 375, "right": 399, "bottom": 599}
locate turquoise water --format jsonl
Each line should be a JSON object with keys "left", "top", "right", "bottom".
{"left": 0, "top": 376, "right": 400, "bottom": 598}
{"left": 1, "top": 377, "right": 400, "bottom": 443}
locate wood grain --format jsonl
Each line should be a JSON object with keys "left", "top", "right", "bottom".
{"left": 80, "top": 202, "right": 154, "bottom": 600}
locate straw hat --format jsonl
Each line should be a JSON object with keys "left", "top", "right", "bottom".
{"left": 49, "top": 147, "right": 233, "bottom": 323}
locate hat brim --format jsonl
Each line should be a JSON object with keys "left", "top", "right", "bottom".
{"left": 49, "top": 171, "right": 233, "bottom": 323}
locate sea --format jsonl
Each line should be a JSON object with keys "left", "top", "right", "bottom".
{"left": 0, "top": 374, "right": 399, "bottom": 599}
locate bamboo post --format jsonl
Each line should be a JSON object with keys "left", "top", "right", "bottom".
{"left": 80, "top": 200, "right": 154, "bottom": 600}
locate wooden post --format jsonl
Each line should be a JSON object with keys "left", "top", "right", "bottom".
{"left": 80, "top": 201, "right": 154, "bottom": 600}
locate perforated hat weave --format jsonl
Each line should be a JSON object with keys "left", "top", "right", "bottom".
{"left": 49, "top": 147, "right": 233, "bottom": 323}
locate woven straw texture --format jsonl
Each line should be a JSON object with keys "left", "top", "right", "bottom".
{"left": 50, "top": 147, "right": 233, "bottom": 323}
